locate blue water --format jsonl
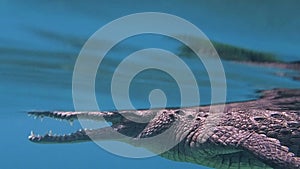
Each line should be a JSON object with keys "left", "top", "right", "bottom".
{"left": 1, "top": 1, "right": 300, "bottom": 169}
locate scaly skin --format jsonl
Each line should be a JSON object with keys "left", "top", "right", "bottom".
{"left": 28, "top": 88, "right": 300, "bottom": 169}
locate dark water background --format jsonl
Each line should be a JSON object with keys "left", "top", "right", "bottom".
{"left": 1, "top": 1, "right": 300, "bottom": 169}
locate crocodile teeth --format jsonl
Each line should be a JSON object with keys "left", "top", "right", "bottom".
{"left": 29, "top": 130, "right": 35, "bottom": 139}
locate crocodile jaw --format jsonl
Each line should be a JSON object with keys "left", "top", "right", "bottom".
{"left": 27, "top": 110, "right": 147, "bottom": 143}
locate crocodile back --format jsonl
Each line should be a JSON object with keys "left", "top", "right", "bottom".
{"left": 224, "top": 89, "right": 300, "bottom": 156}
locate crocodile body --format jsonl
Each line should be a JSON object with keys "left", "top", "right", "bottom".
{"left": 28, "top": 88, "right": 300, "bottom": 169}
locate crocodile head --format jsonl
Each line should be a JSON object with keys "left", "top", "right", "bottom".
{"left": 28, "top": 108, "right": 203, "bottom": 150}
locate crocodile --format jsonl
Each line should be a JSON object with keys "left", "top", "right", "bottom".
{"left": 28, "top": 88, "right": 300, "bottom": 169}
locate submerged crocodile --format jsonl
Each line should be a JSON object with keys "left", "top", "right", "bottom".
{"left": 28, "top": 88, "right": 300, "bottom": 169}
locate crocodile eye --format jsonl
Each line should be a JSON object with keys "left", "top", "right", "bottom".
{"left": 174, "top": 110, "right": 185, "bottom": 115}
{"left": 168, "top": 113, "right": 175, "bottom": 118}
